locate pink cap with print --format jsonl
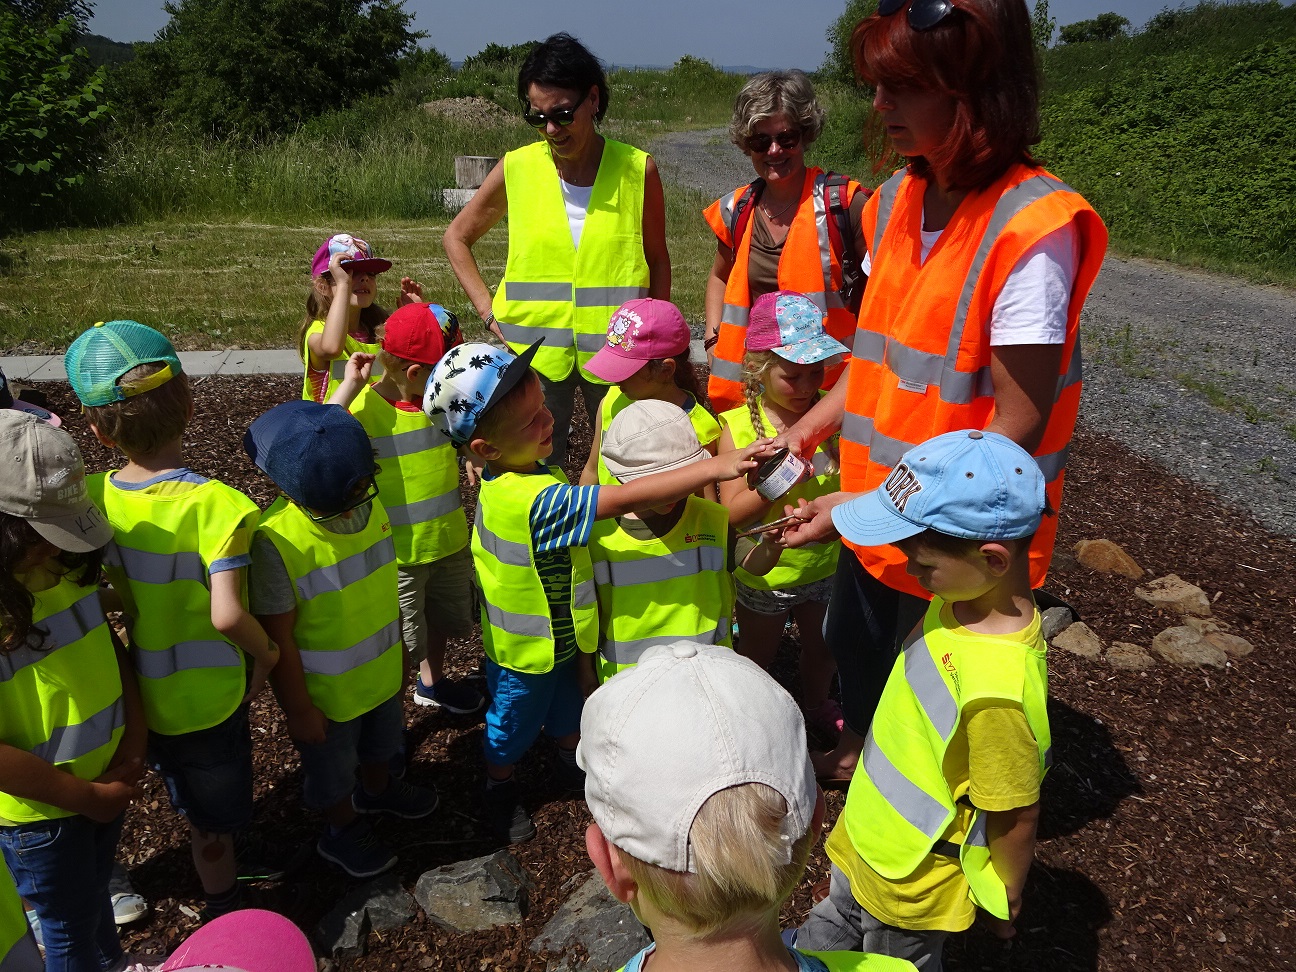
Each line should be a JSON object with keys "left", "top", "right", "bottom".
{"left": 583, "top": 298, "right": 691, "bottom": 384}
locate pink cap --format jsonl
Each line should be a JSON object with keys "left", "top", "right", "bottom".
{"left": 310, "top": 233, "right": 392, "bottom": 278}
{"left": 159, "top": 909, "right": 315, "bottom": 971}
{"left": 584, "top": 298, "right": 691, "bottom": 383}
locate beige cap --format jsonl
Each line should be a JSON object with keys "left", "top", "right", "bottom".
{"left": 601, "top": 399, "right": 707, "bottom": 482}
{"left": 0, "top": 411, "right": 112, "bottom": 552}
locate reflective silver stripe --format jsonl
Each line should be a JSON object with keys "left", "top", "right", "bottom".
{"left": 296, "top": 536, "right": 396, "bottom": 601}
{"left": 1043, "top": 746, "right": 1054, "bottom": 770}
{"left": 799, "top": 290, "right": 829, "bottom": 315}
{"left": 0, "top": 589, "right": 105, "bottom": 682}
{"left": 331, "top": 358, "right": 347, "bottom": 380}
{"left": 710, "top": 357, "right": 743, "bottom": 382}
{"left": 482, "top": 598, "right": 551, "bottom": 640}
{"left": 812, "top": 172, "right": 835, "bottom": 298}
{"left": 505, "top": 281, "right": 572, "bottom": 302}
{"left": 1056, "top": 339, "right": 1083, "bottom": 397}
{"left": 134, "top": 640, "right": 242, "bottom": 679}
{"left": 811, "top": 450, "right": 832, "bottom": 477}
{"left": 601, "top": 616, "right": 729, "bottom": 665}
{"left": 372, "top": 425, "right": 441, "bottom": 460}
{"left": 574, "top": 286, "right": 649, "bottom": 307}
{"left": 299, "top": 619, "right": 401, "bottom": 677}
{"left": 853, "top": 330, "right": 993, "bottom": 405}
{"left": 840, "top": 411, "right": 873, "bottom": 447}
{"left": 904, "top": 635, "right": 959, "bottom": 740}
{"left": 1035, "top": 445, "right": 1070, "bottom": 482}
{"left": 720, "top": 303, "right": 749, "bottom": 326}
{"left": 965, "top": 811, "right": 990, "bottom": 849}
{"left": 30, "top": 697, "right": 123, "bottom": 764}
{"left": 947, "top": 175, "right": 1071, "bottom": 388}
{"left": 825, "top": 292, "right": 847, "bottom": 311}
{"left": 865, "top": 427, "right": 916, "bottom": 467}
{"left": 113, "top": 545, "right": 208, "bottom": 586}
{"left": 575, "top": 332, "right": 607, "bottom": 353}
{"left": 852, "top": 329, "right": 885, "bottom": 364}
{"left": 497, "top": 320, "right": 573, "bottom": 347}
{"left": 385, "top": 488, "right": 461, "bottom": 527}
{"left": 573, "top": 577, "right": 597, "bottom": 608}
{"left": 871, "top": 170, "right": 907, "bottom": 250}
{"left": 474, "top": 507, "right": 532, "bottom": 567}
{"left": 592, "top": 545, "right": 726, "bottom": 587}
{"left": 861, "top": 728, "right": 950, "bottom": 841}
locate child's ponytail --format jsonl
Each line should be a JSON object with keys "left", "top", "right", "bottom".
{"left": 741, "top": 350, "right": 775, "bottom": 437}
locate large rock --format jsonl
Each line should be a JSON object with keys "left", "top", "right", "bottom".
{"left": 530, "top": 870, "right": 650, "bottom": 971}
{"left": 1151, "top": 626, "right": 1227, "bottom": 668}
{"left": 1205, "top": 631, "right": 1254, "bottom": 659}
{"left": 1040, "top": 605, "right": 1075, "bottom": 642}
{"left": 1052, "top": 621, "right": 1102, "bottom": 660}
{"left": 1106, "top": 642, "right": 1155, "bottom": 671}
{"left": 1074, "top": 539, "right": 1145, "bottom": 579}
{"left": 415, "top": 851, "right": 535, "bottom": 933}
{"left": 1135, "top": 574, "right": 1212, "bottom": 618}
{"left": 316, "top": 873, "right": 418, "bottom": 958}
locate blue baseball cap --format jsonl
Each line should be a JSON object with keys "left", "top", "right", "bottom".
{"left": 832, "top": 430, "right": 1046, "bottom": 545}
{"left": 243, "top": 401, "right": 377, "bottom": 514}
{"left": 423, "top": 340, "right": 541, "bottom": 447}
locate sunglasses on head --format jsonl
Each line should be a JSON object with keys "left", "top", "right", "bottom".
{"left": 745, "top": 129, "right": 802, "bottom": 154}
{"left": 522, "top": 89, "right": 589, "bottom": 128}
{"left": 878, "top": 0, "right": 955, "bottom": 31}
{"left": 308, "top": 478, "right": 379, "bottom": 523}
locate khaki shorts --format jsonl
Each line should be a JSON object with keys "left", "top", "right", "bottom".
{"left": 397, "top": 545, "right": 476, "bottom": 663}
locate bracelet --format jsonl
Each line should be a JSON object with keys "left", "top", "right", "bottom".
{"left": 703, "top": 334, "right": 719, "bottom": 351}
{"left": 483, "top": 313, "right": 497, "bottom": 327}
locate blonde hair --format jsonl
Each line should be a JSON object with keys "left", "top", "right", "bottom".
{"left": 741, "top": 350, "right": 839, "bottom": 475}
{"left": 619, "top": 782, "right": 815, "bottom": 938}
{"left": 729, "top": 70, "right": 827, "bottom": 149}
{"left": 295, "top": 274, "right": 389, "bottom": 363}
{"left": 84, "top": 363, "right": 192, "bottom": 459}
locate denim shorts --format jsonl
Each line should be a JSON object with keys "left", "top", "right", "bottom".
{"left": 482, "top": 656, "right": 583, "bottom": 767}
{"left": 148, "top": 702, "right": 253, "bottom": 834}
{"left": 0, "top": 813, "right": 123, "bottom": 972}
{"left": 294, "top": 693, "right": 404, "bottom": 810}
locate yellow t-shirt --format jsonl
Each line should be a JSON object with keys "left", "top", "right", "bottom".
{"left": 826, "top": 603, "right": 1043, "bottom": 932}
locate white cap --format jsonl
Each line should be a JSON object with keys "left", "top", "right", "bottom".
{"left": 578, "top": 640, "right": 817, "bottom": 873}
{"left": 600, "top": 399, "right": 707, "bottom": 483}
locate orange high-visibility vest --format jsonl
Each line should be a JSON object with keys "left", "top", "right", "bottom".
{"left": 704, "top": 167, "right": 863, "bottom": 414}
{"left": 840, "top": 162, "right": 1107, "bottom": 597}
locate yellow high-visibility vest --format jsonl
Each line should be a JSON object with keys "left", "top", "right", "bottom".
{"left": 257, "top": 497, "right": 403, "bottom": 723}
{"left": 472, "top": 468, "right": 597, "bottom": 674}
{"left": 88, "top": 473, "right": 255, "bottom": 735}
{"left": 588, "top": 495, "right": 733, "bottom": 682}
{"left": 299, "top": 320, "right": 380, "bottom": 403}
{"left": 0, "top": 865, "right": 41, "bottom": 972}
{"left": 493, "top": 140, "right": 650, "bottom": 382}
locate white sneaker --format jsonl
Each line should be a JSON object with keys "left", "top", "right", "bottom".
{"left": 110, "top": 862, "right": 149, "bottom": 926}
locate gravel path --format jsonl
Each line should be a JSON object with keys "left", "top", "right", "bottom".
{"left": 650, "top": 128, "right": 1296, "bottom": 537}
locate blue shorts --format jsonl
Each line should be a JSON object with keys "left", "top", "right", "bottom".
{"left": 294, "top": 693, "right": 404, "bottom": 811}
{"left": 148, "top": 702, "right": 253, "bottom": 834}
{"left": 482, "top": 656, "right": 583, "bottom": 767}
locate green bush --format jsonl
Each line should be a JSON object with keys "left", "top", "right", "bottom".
{"left": 1058, "top": 12, "right": 1130, "bottom": 44}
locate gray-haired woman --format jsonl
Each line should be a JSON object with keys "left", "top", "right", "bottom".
{"left": 703, "top": 70, "right": 868, "bottom": 417}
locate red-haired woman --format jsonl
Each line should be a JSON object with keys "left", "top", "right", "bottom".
{"left": 784, "top": 0, "right": 1106, "bottom": 782}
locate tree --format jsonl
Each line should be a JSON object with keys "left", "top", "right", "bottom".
{"left": 1030, "top": 0, "right": 1056, "bottom": 48}
{"left": 823, "top": 0, "right": 879, "bottom": 85}
{"left": 110, "top": 0, "right": 420, "bottom": 139}
{"left": 461, "top": 41, "right": 538, "bottom": 71}
{"left": 1059, "top": 11, "right": 1131, "bottom": 45}
{"left": 0, "top": 8, "right": 107, "bottom": 220}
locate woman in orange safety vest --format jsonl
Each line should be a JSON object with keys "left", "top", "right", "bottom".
{"left": 780, "top": 0, "right": 1107, "bottom": 781}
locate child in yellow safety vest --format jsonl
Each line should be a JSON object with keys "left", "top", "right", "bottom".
{"left": 717, "top": 291, "right": 849, "bottom": 739}
{"left": 585, "top": 399, "right": 784, "bottom": 686}
{"left": 424, "top": 341, "right": 775, "bottom": 845}
{"left": 579, "top": 298, "right": 721, "bottom": 487}
{"left": 578, "top": 639, "right": 915, "bottom": 972}
{"left": 793, "top": 431, "right": 1053, "bottom": 967}
{"left": 64, "top": 320, "right": 284, "bottom": 921}
{"left": 326, "top": 302, "right": 483, "bottom": 717}
{"left": 298, "top": 233, "right": 425, "bottom": 403}
{"left": 0, "top": 411, "right": 147, "bottom": 972}
{"left": 245, "top": 401, "right": 439, "bottom": 880}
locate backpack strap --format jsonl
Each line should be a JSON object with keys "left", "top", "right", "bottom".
{"left": 728, "top": 178, "right": 765, "bottom": 249}
{"left": 823, "top": 172, "right": 871, "bottom": 314}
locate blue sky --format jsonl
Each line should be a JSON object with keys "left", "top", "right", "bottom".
{"left": 90, "top": 1, "right": 1247, "bottom": 68}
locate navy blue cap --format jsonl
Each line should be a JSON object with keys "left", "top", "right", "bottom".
{"left": 243, "top": 401, "right": 377, "bottom": 513}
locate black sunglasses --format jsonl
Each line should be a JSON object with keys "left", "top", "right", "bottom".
{"left": 745, "top": 129, "right": 802, "bottom": 154}
{"left": 308, "top": 478, "right": 379, "bottom": 523}
{"left": 523, "top": 89, "right": 589, "bottom": 128}
{"left": 879, "top": 0, "right": 955, "bottom": 31}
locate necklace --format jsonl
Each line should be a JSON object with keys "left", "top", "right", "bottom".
{"left": 761, "top": 196, "right": 797, "bottom": 221}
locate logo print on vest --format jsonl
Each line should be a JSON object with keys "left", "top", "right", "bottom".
{"left": 883, "top": 462, "right": 923, "bottom": 512}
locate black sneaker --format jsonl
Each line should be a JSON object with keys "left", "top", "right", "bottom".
{"left": 316, "top": 818, "right": 397, "bottom": 879}
{"left": 234, "top": 831, "right": 289, "bottom": 882}
{"left": 483, "top": 778, "right": 536, "bottom": 844}
{"left": 414, "top": 676, "right": 485, "bottom": 715}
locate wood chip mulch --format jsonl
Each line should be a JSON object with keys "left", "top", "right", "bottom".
{"left": 25, "top": 376, "right": 1296, "bottom": 971}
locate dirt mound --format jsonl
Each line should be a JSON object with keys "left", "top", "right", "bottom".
{"left": 421, "top": 96, "right": 512, "bottom": 126}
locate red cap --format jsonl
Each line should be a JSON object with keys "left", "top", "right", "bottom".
{"left": 381, "top": 303, "right": 462, "bottom": 367}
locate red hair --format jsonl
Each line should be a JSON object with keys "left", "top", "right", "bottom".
{"left": 852, "top": 0, "right": 1040, "bottom": 190}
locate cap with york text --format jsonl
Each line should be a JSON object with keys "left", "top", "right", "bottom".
{"left": 0, "top": 411, "right": 112, "bottom": 552}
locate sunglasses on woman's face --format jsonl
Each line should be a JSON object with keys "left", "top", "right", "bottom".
{"left": 523, "top": 89, "right": 589, "bottom": 128}
{"left": 745, "top": 129, "right": 802, "bottom": 154}
{"left": 878, "top": 0, "right": 955, "bottom": 31}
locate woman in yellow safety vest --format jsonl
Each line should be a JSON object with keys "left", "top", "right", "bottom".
{"left": 443, "top": 32, "right": 671, "bottom": 469}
